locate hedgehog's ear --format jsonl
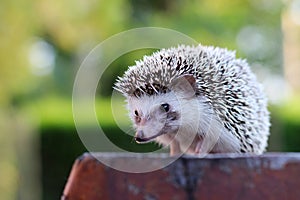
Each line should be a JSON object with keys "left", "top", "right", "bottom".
{"left": 170, "top": 75, "right": 196, "bottom": 97}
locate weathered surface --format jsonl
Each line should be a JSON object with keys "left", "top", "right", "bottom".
{"left": 62, "top": 153, "right": 300, "bottom": 200}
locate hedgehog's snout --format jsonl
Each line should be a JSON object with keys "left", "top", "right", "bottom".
{"left": 134, "top": 130, "right": 145, "bottom": 143}
{"left": 134, "top": 128, "right": 166, "bottom": 143}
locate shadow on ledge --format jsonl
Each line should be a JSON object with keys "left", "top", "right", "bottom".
{"left": 62, "top": 153, "right": 300, "bottom": 200}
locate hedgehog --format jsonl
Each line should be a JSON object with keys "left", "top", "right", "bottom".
{"left": 114, "top": 45, "right": 270, "bottom": 155}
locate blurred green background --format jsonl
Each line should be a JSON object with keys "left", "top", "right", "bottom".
{"left": 1, "top": 0, "right": 300, "bottom": 199}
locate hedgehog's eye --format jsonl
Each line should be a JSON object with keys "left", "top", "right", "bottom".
{"left": 134, "top": 110, "right": 139, "bottom": 116}
{"left": 161, "top": 103, "right": 170, "bottom": 112}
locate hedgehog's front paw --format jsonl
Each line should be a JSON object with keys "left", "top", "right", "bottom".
{"left": 194, "top": 140, "right": 203, "bottom": 154}
{"left": 170, "top": 140, "right": 181, "bottom": 156}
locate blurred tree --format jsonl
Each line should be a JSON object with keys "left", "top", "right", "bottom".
{"left": 0, "top": 0, "right": 40, "bottom": 199}
{"left": 97, "top": 0, "right": 283, "bottom": 96}
{"left": 282, "top": 0, "right": 300, "bottom": 94}
{"left": 0, "top": 0, "right": 36, "bottom": 105}
{"left": 0, "top": 0, "right": 281, "bottom": 97}
{"left": 34, "top": 0, "right": 130, "bottom": 52}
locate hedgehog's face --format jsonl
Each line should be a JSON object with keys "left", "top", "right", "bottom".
{"left": 127, "top": 75, "right": 197, "bottom": 143}
{"left": 128, "top": 92, "right": 181, "bottom": 143}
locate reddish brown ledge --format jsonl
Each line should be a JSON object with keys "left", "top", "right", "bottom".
{"left": 62, "top": 153, "right": 300, "bottom": 200}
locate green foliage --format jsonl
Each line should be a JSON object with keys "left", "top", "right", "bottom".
{"left": 25, "top": 96, "right": 125, "bottom": 127}
{"left": 0, "top": 0, "right": 36, "bottom": 105}
{"left": 270, "top": 96, "right": 300, "bottom": 152}
{"left": 40, "top": 126, "right": 86, "bottom": 200}
{"left": 275, "top": 97, "right": 300, "bottom": 124}
{"left": 25, "top": 96, "right": 160, "bottom": 151}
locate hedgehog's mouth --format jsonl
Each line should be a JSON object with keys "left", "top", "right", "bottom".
{"left": 135, "top": 132, "right": 163, "bottom": 143}
{"left": 134, "top": 130, "right": 167, "bottom": 143}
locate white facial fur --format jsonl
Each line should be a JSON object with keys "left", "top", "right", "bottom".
{"left": 127, "top": 92, "right": 181, "bottom": 140}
